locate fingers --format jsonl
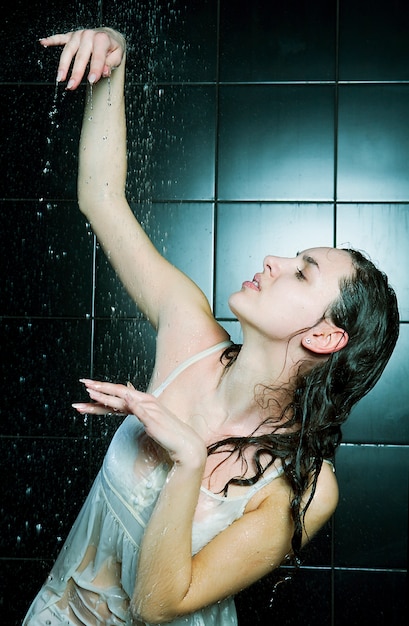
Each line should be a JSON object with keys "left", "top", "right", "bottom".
{"left": 77, "top": 378, "right": 147, "bottom": 416}
{"left": 72, "top": 402, "right": 114, "bottom": 415}
{"left": 69, "top": 30, "right": 111, "bottom": 88}
{"left": 39, "top": 28, "right": 125, "bottom": 90}
{"left": 59, "top": 30, "right": 93, "bottom": 88}
{"left": 39, "top": 33, "right": 73, "bottom": 48}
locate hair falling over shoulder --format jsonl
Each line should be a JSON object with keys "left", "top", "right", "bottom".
{"left": 209, "top": 248, "right": 400, "bottom": 565}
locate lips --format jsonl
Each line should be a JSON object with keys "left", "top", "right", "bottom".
{"left": 242, "top": 275, "right": 260, "bottom": 291}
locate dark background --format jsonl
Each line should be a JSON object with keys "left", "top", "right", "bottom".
{"left": 1, "top": 1, "right": 408, "bottom": 624}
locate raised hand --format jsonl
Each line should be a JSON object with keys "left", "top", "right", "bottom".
{"left": 39, "top": 28, "right": 125, "bottom": 90}
{"left": 74, "top": 379, "right": 207, "bottom": 468}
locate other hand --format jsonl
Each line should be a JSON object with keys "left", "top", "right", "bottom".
{"left": 73, "top": 379, "right": 207, "bottom": 468}
{"left": 39, "top": 28, "right": 126, "bottom": 90}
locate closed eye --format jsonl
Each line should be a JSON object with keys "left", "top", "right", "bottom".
{"left": 296, "top": 266, "right": 306, "bottom": 280}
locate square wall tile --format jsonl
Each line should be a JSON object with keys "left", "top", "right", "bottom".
{"left": 92, "top": 319, "right": 157, "bottom": 391}
{"left": 215, "top": 203, "right": 334, "bottom": 318}
{"left": 218, "top": 85, "right": 335, "bottom": 201}
{"left": 220, "top": 0, "right": 336, "bottom": 82}
{"left": 334, "top": 444, "right": 408, "bottom": 569}
{"left": 236, "top": 567, "right": 332, "bottom": 626}
{"left": 337, "top": 85, "right": 409, "bottom": 202}
{"left": 334, "top": 569, "right": 408, "bottom": 626}
{"left": 126, "top": 85, "right": 216, "bottom": 202}
{"left": 95, "top": 202, "right": 215, "bottom": 317}
{"left": 1, "top": 559, "right": 54, "bottom": 626}
{"left": 342, "top": 324, "right": 409, "bottom": 444}
{"left": 0, "top": 437, "right": 90, "bottom": 560}
{"left": 336, "top": 204, "right": 409, "bottom": 320}
{"left": 0, "top": 85, "right": 83, "bottom": 200}
{"left": 339, "top": 0, "right": 409, "bottom": 81}
{"left": 0, "top": 200, "right": 93, "bottom": 317}
{"left": 0, "top": 318, "right": 91, "bottom": 437}
{"left": 104, "top": 0, "right": 218, "bottom": 83}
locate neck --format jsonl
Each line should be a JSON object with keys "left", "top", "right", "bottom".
{"left": 211, "top": 339, "right": 299, "bottom": 434}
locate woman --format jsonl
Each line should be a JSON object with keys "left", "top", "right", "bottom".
{"left": 24, "top": 28, "right": 399, "bottom": 626}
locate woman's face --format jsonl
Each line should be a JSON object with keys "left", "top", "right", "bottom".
{"left": 229, "top": 247, "right": 354, "bottom": 341}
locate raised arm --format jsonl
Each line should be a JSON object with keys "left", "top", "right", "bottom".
{"left": 41, "top": 29, "right": 217, "bottom": 336}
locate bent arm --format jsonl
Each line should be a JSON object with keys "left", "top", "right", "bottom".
{"left": 132, "top": 459, "right": 338, "bottom": 624}
{"left": 132, "top": 467, "right": 293, "bottom": 624}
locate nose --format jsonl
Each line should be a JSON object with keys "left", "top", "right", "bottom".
{"left": 263, "top": 255, "right": 283, "bottom": 276}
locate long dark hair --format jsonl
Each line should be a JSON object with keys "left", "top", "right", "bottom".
{"left": 208, "top": 248, "right": 400, "bottom": 563}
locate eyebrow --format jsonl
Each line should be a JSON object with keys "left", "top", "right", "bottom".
{"left": 303, "top": 254, "right": 320, "bottom": 270}
{"left": 296, "top": 251, "right": 320, "bottom": 271}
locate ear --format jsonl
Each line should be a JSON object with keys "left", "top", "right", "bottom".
{"left": 302, "top": 319, "right": 349, "bottom": 355}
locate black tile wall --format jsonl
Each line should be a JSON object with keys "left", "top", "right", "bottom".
{"left": 335, "top": 445, "right": 408, "bottom": 569}
{"left": 0, "top": 318, "right": 91, "bottom": 437}
{"left": 236, "top": 567, "right": 333, "bottom": 625}
{"left": 334, "top": 569, "right": 408, "bottom": 625}
{"left": 126, "top": 85, "right": 217, "bottom": 202}
{"left": 0, "top": 201, "right": 93, "bottom": 317}
{"left": 1, "top": 1, "right": 408, "bottom": 625}
{"left": 338, "top": 0, "right": 409, "bottom": 81}
{"left": 0, "top": 85, "right": 84, "bottom": 200}
{"left": 337, "top": 85, "right": 409, "bottom": 201}
{"left": 219, "top": 0, "right": 336, "bottom": 82}
{"left": 218, "top": 85, "right": 335, "bottom": 201}
{"left": 104, "top": 0, "right": 218, "bottom": 83}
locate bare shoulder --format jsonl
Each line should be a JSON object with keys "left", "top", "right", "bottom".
{"left": 246, "top": 460, "right": 339, "bottom": 547}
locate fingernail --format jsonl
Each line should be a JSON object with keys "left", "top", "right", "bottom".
{"left": 127, "top": 381, "right": 135, "bottom": 389}
{"left": 56, "top": 71, "right": 63, "bottom": 83}
{"left": 66, "top": 79, "right": 75, "bottom": 90}
{"left": 88, "top": 73, "right": 96, "bottom": 84}
{"left": 72, "top": 403, "right": 88, "bottom": 413}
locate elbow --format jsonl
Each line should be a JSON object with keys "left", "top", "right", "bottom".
{"left": 130, "top": 595, "right": 183, "bottom": 625}
{"left": 130, "top": 605, "right": 177, "bottom": 625}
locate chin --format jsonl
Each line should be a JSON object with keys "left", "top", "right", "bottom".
{"left": 228, "top": 291, "right": 248, "bottom": 323}
{"left": 227, "top": 291, "right": 240, "bottom": 315}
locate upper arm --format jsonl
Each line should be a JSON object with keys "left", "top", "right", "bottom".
{"left": 169, "top": 465, "right": 338, "bottom": 618}
{"left": 301, "top": 460, "right": 339, "bottom": 546}
{"left": 168, "top": 483, "right": 294, "bottom": 617}
{"left": 88, "top": 197, "right": 214, "bottom": 331}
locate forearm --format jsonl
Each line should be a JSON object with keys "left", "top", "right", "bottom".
{"left": 132, "top": 461, "right": 205, "bottom": 623}
{"left": 78, "top": 57, "right": 127, "bottom": 216}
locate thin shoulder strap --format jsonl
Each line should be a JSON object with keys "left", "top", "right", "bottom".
{"left": 152, "top": 340, "right": 233, "bottom": 398}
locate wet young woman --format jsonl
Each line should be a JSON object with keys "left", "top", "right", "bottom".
{"left": 23, "top": 28, "right": 400, "bottom": 626}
